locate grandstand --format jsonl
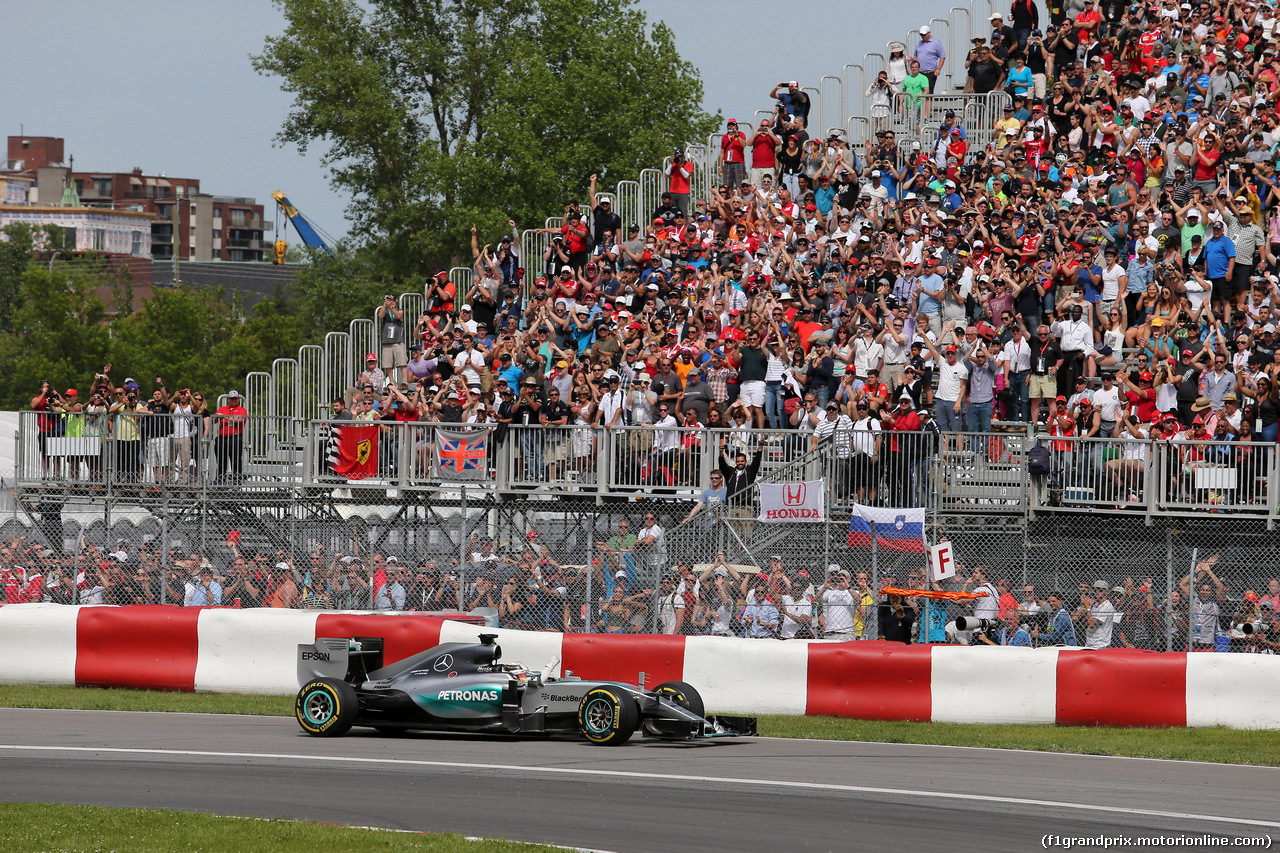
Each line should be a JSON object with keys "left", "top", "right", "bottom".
{"left": 6, "top": 1, "right": 1280, "bottom": 654}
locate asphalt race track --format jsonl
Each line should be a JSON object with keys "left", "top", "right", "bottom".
{"left": 0, "top": 709, "right": 1276, "bottom": 852}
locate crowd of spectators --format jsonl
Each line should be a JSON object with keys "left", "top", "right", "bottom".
{"left": 29, "top": 366, "right": 247, "bottom": 486}
{"left": 26, "top": 3, "right": 1280, "bottom": 507}
{"left": 4, "top": 529, "right": 1277, "bottom": 651}
{"left": 324, "top": 0, "right": 1280, "bottom": 509}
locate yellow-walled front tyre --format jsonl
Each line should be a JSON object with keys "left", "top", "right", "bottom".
{"left": 296, "top": 678, "right": 358, "bottom": 737}
{"left": 653, "top": 680, "right": 704, "bottom": 718}
{"left": 578, "top": 686, "right": 638, "bottom": 746}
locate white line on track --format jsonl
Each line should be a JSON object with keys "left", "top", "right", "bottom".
{"left": 0, "top": 744, "right": 1275, "bottom": 831}
{"left": 12, "top": 710, "right": 1278, "bottom": 772}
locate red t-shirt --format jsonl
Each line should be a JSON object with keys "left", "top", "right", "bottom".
{"left": 1075, "top": 10, "right": 1101, "bottom": 43}
{"left": 667, "top": 161, "right": 694, "bottom": 195}
{"left": 1194, "top": 148, "right": 1219, "bottom": 182}
{"left": 562, "top": 221, "right": 588, "bottom": 254}
{"left": 1048, "top": 414, "right": 1074, "bottom": 451}
{"left": 1125, "top": 388, "right": 1158, "bottom": 422}
{"left": 751, "top": 134, "right": 777, "bottom": 169}
{"left": 721, "top": 132, "right": 746, "bottom": 164}
{"left": 216, "top": 404, "right": 248, "bottom": 436}
{"left": 33, "top": 396, "right": 55, "bottom": 433}
{"left": 793, "top": 320, "right": 822, "bottom": 350}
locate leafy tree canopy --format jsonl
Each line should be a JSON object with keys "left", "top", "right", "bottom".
{"left": 253, "top": 0, "right": 718, "bottom": 275}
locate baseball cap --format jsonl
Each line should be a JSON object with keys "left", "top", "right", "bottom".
{"left": 227, "top": 389, "right": 240, "bottom": 398}
{"left": 366, "top": 353, "right": 378, "bottom": 361}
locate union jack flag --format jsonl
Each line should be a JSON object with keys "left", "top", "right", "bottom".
{"left": 435, "top": 430, "right": 487, "bottom": 478}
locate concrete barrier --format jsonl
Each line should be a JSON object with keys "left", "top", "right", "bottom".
{"left": 1, "top": 606, "right": 1278, "bottom": 729}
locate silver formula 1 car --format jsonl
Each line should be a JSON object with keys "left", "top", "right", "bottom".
{"left": 295, "top": 633, "right": 756, "bottom": 746}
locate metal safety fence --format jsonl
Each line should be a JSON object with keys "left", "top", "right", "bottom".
{"left": 17, "top": 413, "right": 1280, "bottom": 521}
{"left": 4, "top": 491, "right": 1279, "bottom": 657}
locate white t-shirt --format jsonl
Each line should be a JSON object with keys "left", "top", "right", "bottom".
{"left": 779, "top": 592, "right": 813, "bottom": 639}
{"left": 936, "top": 358, "right": 969, "bottom": 402}
{"left": 453, "top": 349, "right": 486, "bottom": 386}
{"left": 1093, "top": 384, "right": 1122, "bottom": 423}
{"left": 821, "top": 588, "right": 857, "bottom": 633}
{"left": 657, "top": 592, "right": 684, "bottom": 634}
{"left": 1100, "top": 263, "right": 1125, "bottom": 301}
{"left": 1086, "top": 599, "right": 1117, "bottom": 648}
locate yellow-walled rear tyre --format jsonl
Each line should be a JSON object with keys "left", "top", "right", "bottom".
{"left": 296, "top": 677, "right": 358, "bottom": 737}
{"left": 578, "top": 685, "right": 638, "bottom": 746}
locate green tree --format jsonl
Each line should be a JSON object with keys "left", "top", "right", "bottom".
{"left": 253, "top": 0, "right": 717, "bottom": 275}
{"left": 0, "top": 265, "right": 112, "bottom": 407}
{"left": 107, "top": 286, "right": 296, "bottom": 397}
{"left": 0, "top": 224, "right": 38, "bottom": 335}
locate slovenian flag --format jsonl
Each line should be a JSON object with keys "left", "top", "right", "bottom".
{"left": 847, "top": 504, "right": 926, "bottom": 553}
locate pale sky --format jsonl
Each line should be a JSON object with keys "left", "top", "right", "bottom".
{"left": 6, "top": 1, "right": 961, "bottom": 245}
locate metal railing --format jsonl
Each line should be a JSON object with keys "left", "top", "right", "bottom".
{"left": 888, "top": 91, "right": 1012, "bottom": 145}
{"left": 18, "top": 411, "right": 1280, "bottom": 523}
{"left": 15, "top": 410, "right": 296, "bottom": 491}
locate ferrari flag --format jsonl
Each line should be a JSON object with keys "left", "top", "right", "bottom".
{"left": 847, "top": 504, "right": 926, "bottom": 553}
{"left": 331, "top": 423, "right": 379, "bottom": 479}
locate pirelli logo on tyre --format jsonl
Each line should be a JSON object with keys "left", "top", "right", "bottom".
{"left": 579, "top": 687, "right": 622, "bottom": 742}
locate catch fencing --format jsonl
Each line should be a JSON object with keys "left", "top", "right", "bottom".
{"left": 5, "top": 477, "right": 1280, "bottom": 656}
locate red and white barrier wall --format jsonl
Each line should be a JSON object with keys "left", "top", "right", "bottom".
{"left": 3, "top": 605, "right": 1278, "bottom": 729}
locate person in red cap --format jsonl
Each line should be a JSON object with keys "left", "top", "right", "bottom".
{"left": 214, "top": 390, "right": 248, "bottom": 484}
{"left": 1118, "top": 367, "right": 1159, "bottom": 423}
{"left": 425, "top": 269, "right": 455, "bottom": 318}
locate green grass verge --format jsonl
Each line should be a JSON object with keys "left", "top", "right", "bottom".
{"left": 0, "top": 803, "right": 564, "bottom": 852}
{"left": 0, "top": 684, "right": 293, "bottom": 716}
{"left": 3, "top": 684, "right": 1278, "bottom": 767}
{"left": 757, "top": 715, "right": 1280, "bottom": 766}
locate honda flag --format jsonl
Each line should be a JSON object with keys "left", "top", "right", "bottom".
{"left": 758, "top": 479, "right": 825, "bottom": 522}
{"left": 847, "top": 504, "right": 926, "bottom": 552}
{"left": 330, "top": 423, "right": 379, "bottom": 479}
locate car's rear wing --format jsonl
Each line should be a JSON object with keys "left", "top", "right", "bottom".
{"left": 297, "top": 637, "right": 384, "bottom": 686}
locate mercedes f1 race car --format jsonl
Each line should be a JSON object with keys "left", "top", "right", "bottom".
{"left": 294, "top": 633, "right": 756, "bottom": 746}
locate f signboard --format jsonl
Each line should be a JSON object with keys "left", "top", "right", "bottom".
{"left": 929, "top": 541, "right": 955, "bottom": 582}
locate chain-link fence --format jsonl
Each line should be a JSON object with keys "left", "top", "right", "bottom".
{"left": 3, "top": 485, "right": 1279, "bottom": 656}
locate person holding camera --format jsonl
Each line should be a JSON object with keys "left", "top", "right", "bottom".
{"left": 866, "top": 71, "right": 893, "bottom": 135}
{"left": 664, "top": 148, "right": 695, "bottom": 218}
{"left": 377, "top": 293, "right": 407, "bottom": 375}
{"left": 31, "top": 380, "right": 65, "bottom": 477}
{"left": 425, "top": 269, "right": 456, "bottom": 319}
{"left": 108, "top": 382, "right": 148, "bottom": 484}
